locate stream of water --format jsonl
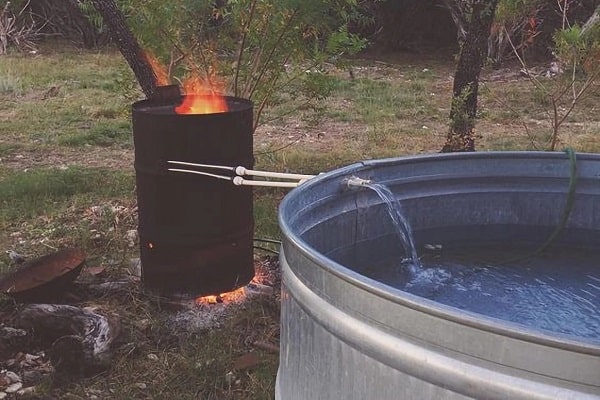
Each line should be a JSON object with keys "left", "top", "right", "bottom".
{"left": 364, "top": 183, "right": 420, "bottom": 277}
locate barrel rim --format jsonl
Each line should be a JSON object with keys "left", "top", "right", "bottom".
{"left": 132, "top": 95, "right": 253, "bottom": 114}
{"left": 279, "top": 151, "right": 600, "bottom": 354}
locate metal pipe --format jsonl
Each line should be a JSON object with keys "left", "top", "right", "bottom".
{"left": 232, "top": 177, "right": 302, "bottom": 188}
{"left": 167, "top": 168, "right": 232, "bottom": 181}
{"left": 235, "top": 166, "right": 315, "bottom": 180}
{"left": 167, "top": 161, "right": 235, "bottom": 171}
{"left": 168, "top": 161, "right": 315, "bottom": 187}
{"left": 168, "top": 161, "right": 315, "bottom": 180}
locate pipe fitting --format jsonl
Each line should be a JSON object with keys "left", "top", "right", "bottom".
{"left": 344, "top": 176, "right": 372, "bottom": 189}
{"left": 235, "top": 166, "right": 248, "bottom": 176}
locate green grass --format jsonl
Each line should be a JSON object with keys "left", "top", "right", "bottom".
{"left": 263, "top": 69, "right": 442, "bottom": 131}
{"left": 0, "top": 48, "right": 137, "bottom": 147}
{"left": 0, "top": 72, "right": 23, "bottom": 96}
{"left": 2, "top": 89, "right": 132, "bottom": 145}
{"left": 320, "top": 75, "right": 438, "bottom": 124}
{"left": 0, "top": 49, "right": 132, "bottom": 92}
{"left": 0, "top": 167, "right": 134, "bottom": 221}
{"left": 0, "top": 142, "right": 22, "bottom": 157}
{"left": 0, "top": 166, "right": 136, "bottom": 271}
{"left": 253, "top": 188, "right": 285, "bottom": 242}
{"left": 58, "top": 120, "right": 133, "bottom": 147}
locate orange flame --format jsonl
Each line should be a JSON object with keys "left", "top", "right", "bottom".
{"left": 143, "top": 51, "right": 229, "bottom": 114}
{"left": 175, "top": 76, "right": 228, "bottom": 115}
{"left": 144, "top": 51, "right": 170, "bottom": 87}
{"left": 195, "top": 286, "right": 246, "bottom": 305}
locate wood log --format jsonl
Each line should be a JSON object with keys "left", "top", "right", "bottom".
{"left": 16, "top": 304, "right": 120, "bottom": 379}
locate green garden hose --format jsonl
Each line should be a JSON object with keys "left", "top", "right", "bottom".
{"left": 498, "top": 148, "right": 578, "bottom": 265}
{"left": 533, "top": 147, "right": 578, "bottom": 255}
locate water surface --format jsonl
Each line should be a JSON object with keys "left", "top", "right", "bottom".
{"left": 348, "top": 242, "right": 600, "bottom": 341}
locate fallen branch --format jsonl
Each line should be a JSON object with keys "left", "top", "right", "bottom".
{"left": 16, "top": 304, "right": 120, "bottom": 380}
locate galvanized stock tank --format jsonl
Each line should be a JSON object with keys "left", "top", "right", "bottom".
{"left": 276, "top": 152, "right": 600, "bottom": 400}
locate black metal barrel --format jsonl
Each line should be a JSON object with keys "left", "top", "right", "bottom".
{"left": 132, "top": 95, "right": 254, "bottom": 298}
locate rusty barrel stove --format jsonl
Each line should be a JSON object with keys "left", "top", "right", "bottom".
{"left": 132, "top": 92, "right": 254, "bottom": 298}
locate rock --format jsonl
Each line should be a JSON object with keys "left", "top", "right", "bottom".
{"left": 5, "top": 371, "right": 21, "bottom": 383}
{"left": 134, "top": 382, "right": 147, "bottom": 390}
{"left": 0, "top": 392, "right": 7, "bottom": 399}
{"left": 16, "top": 386, "right": 35, "bottom": 396}
{"left": 146, "top": 353, "right": 159, "bottom": 362}
{"left": 5, "top": 382, "right": 23, "bottom": 393}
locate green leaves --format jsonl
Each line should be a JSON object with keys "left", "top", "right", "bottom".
{"left": 554, "top": 23, "right": 600, "bottom": 72}
{"left": 495, "top": 0, "right": 541, "bottom": 24}
{"left": 78, "top": 1, "right": 105, "bottom": 31}
{"left": 117, "top": 0, "right": 368, "bottom": 127}
{"left": 326, "top": 26, "right": 366, "bottom": 57}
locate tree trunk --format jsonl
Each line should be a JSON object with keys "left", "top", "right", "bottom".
{"left": 89, "top": 0, "right": 158, "bottom": 98}
{"left": 443, "top": 0, "right": 499, "bottom": 152}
